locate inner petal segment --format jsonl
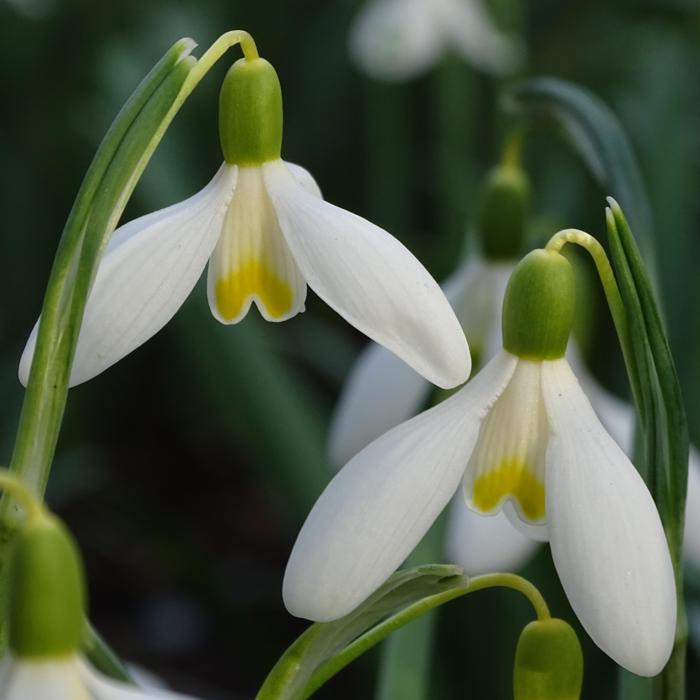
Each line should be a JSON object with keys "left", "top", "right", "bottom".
{"left": 208, "top": 165, "right": 306, "bottom": 324}
{"left": 465, "top": 358, "right": 548, "bottom": 524}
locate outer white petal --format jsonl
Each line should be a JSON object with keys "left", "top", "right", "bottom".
{"left": 283, "top": 351, "right": 516, "bottom": 622}
{"left": 434, "top": 0, "right": 523, "bottom": 75}
{"left": 542, "top": 359, "right": 676, "bottom": 676}
{"left": 347, "top": 0, "right": 444, "bottom": 82}
{"left": 444, "top": 493, "right": 538, "bottom": 574}
{"left": 566, "top": 343, "right": 635, "bottom": 453}
{"left": 328, "top": 255, "right": 508, "bottom": 469}
{"left": 684, "top": 446, "right": 700, "bottom": 571}
{"left": 263, "top": 160, "right": 471, "bottom": 389}
{"left": 77, "top": 658, "right": 201, "bottom": 699}
{"left": 328, "top": 341, "right": 432, "bottom": 467}
{"left": 0, "top": 657, "right": 87, "bottom": 700}
{"left": 19, "top": 165, "right": 236, "bottom": 388}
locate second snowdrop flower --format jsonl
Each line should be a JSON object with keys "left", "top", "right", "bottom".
{"left": 284, "top": 246, "right": 676, "bottom": 677}
{"left": 20, "top": 48, "right": 469, "bottom": 389}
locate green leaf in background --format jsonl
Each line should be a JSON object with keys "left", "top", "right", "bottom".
{"left": 505, "top": 77, "right": 653, "bottom": 258}
{"left": 256, "top": 565, "right": 467, "bottom": 700}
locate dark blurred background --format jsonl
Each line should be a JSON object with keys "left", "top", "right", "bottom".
{"left": 1, "top": 0, "right": 700, "bottom": 697}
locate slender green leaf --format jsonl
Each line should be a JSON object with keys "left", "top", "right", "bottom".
{"left": 255, "top": 565, "right": 466, "bottom": 700}
{"left": 506, "top": 77, "right": 653, "bottom": 256}
{"left": 606, "top": 202, "right": 688, "bottom": 700}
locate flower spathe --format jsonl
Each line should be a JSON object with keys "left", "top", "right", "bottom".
{"left": 0, "top": 654, "right": 201, "bottom": 700}
{"left": 284, "top": 349, "right": 676, "bottom": 676}
{"left": 348, "top": 0, "right": 522, "bottom": 82}
{"left": 19, "top": 159, "right": 469, "bottom": 389}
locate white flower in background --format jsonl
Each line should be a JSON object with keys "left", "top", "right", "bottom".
{"left": 329, "top": 253, "right": 511, "bottom": 465}
{"left": 0, "top": 656, "right": 200, "bottom": 700}
{"left": 285, "top": 248, "right": 676, "bottom": 676}
{"left": 348, "top": 0, "right": 523, "bottom": 81}
{"left": 20, "top": 56, "right": 469, "bottom": 389}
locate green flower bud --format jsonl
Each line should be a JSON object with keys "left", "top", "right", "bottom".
{"left": 478, "top": 164, "right": 531, "bottom": 260}
{"left": 502, "top": 249, "right": 575, "bottom": 360}
{"left": 219, "top": 57, "right": 283, "bottom": 166}
{"left": 514, "top": 618, "right": 583, "bottom": 700}
{"left": 8, "top": 515, "right": 86, "bottom": 657}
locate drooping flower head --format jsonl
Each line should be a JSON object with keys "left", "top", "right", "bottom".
{"left": 20, "top": 48, "right": 469, "bottom": 389}
{"left": 1, "top": 505, "right": 199, "bottom": 699}
{"left": 284, "top": 244, "right": 676, "bottom": 677}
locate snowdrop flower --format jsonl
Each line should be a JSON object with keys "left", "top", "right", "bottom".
{"left": 348, "top": 0, "right": 522, "bottom": 81}
{"left": 19, "top": 54, "right": 469, "bottom": 389}
{"left": 1, "top": 506, "right": 200, "bottom": 700}
{"left": 284, "top": 247, "right": 676, "bottom": 676}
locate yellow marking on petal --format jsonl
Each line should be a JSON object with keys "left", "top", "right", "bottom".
{"left": 215, "top": 259, "right": 294, "bottom": 321}
{"left": 472, "top": 458, "right": 545, "bottom": 521}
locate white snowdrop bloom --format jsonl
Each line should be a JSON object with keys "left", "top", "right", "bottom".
{"left": 348, "top": 0, "right": 522, "bottom": 81}
{"left": 0, "top": 656, "right": 200, "bottom": 700}
{"left": 285, "top": 248, "right": 676, "bottom": 676}
{"left": 19, "top": 56, "right": 469, "bottom": 390}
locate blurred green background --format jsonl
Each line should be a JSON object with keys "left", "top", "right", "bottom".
{"left": 1, "top": 0, "right": 699, "bottom": 697}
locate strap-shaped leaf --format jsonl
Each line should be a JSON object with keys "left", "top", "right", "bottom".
{"left": 506, "top": 77, "right": 653, "bottom": 256}
{"left": 256, "top": 565, "right": 467, "bottom": 700}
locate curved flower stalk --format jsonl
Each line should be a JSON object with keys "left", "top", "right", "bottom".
{"left": 285, "top": 247, "right": 676, "bottom": 677}
{"left": 19, "top": 50, "right": 469, "bottom": 390}
{"left": 348, "top": 0, "right": 523, "bottom": 81}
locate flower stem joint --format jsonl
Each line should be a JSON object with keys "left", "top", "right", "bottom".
{"left": 219, "top": 57, "right": 283, "bottom": 165}
{"left": 478, "top": 162, "right": 531, "bottom": 260}
{"left": 502, "top": 249, "right": 575, "bottom": 360}
{"left": 8, "top": 514, "right": 85, "bottom": 657}
{"left": 514, "top": 618, "right": 583, "bottom": 700}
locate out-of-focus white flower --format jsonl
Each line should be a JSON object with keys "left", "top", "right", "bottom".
{"left": 348, "top": 0, "right": 523, "bottom": 81}
{"left": 20, "top": 55, "right": 469, "bottom": 390}
{"left": 287, "top": 249, "right": 676, "bottom": 676}
{"left": 0, "top": 656, "right": 199, "bottom": 700}
{"left": 329, "top": 254, "right": 511, "bottom": 466}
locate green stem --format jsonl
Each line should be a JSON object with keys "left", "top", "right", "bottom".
{"left": 6, "top": 31, "right": 257, "bottom": 501}
{"left": 544, "top": 228, "right": 641, "bottom": 412}
{"left": 302, "top": 573, "right": 549, "bottom": 698}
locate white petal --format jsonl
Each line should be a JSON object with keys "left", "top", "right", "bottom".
{"left": 19, "top": 165, "right": 236, "bottom": 388}
{"left": 207, "top": 165, "right": 306, "bottom": 324}
{"left": 263, "top": 160, "right": 471, "bottom": 389}
{"left": 284, "top": 161, "right": 322, "bottom": 199}
{"left": 434, "top": 0, "right": 523, "bottom": 75}
{"left": 444, "top": 256, "right": 515, "bottom": 367}
{"left": 542, "top": 359, "right": 676, "bottom": 676}
{"left": 328, "top": 341, "right": 432, "bottom": 467}
{"left": 444, "top": 493, "right": 539, "bottom": 575}
{"left": 0, "top": 657, "right": 87, "bottom": 700}
{"left": 566, "top": 343, "right": 635, "bottom": 453}
{"left": 464, "top": 358, "right": 549, "bottom": 527}
{"left": 683, "top": 446, "right": 700, "bottom": 571}
{"left": 347, "top": 0, "right": 444, "bottom": 82}
{"left": 77, "top": 659, "right": 201, "bottom": 700}
{"left": 283, "top": 351, "right": 516, "bottom": 622}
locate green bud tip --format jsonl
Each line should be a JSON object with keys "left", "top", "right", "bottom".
{"left": 219, "top": 57, "right": 283, "bottom": 166}
{"left": 478, "top": 163, "right": 531, "bottom": 260}
{"left": 8, "top": 514, "right": 86, "bottom": 658}
{"left": 514, "top": 618, "right": 583, "bottom": 700}
{"left": 502, "top": 249, "right": 575, "bottom": 360}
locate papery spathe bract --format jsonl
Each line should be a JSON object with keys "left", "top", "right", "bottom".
{"left": 348, "top": 0, "right": 522, "bottom": 82}
{"left": 0, "top": 655, "right": 201, "bottom": 700}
